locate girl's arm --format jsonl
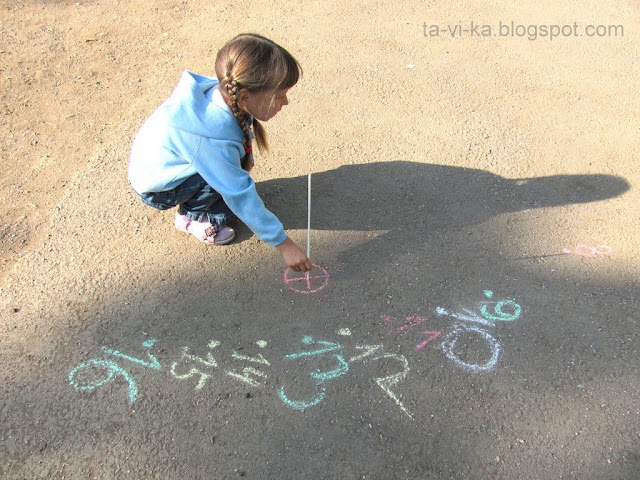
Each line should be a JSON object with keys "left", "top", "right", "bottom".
{"left": 275, "top": 237, "right": 313, "bottom": 272}
{"left": 191, "top": 136, "right": 311, "bottom": 271}
{"left": 191, "top": 136, "right": 287, "bottom": 246}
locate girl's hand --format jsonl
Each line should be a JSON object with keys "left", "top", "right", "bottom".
{"left": 275, "top": 237, "right": 312, "bottom": 272}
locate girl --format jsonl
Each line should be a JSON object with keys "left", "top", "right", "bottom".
{"left": 128, "top": 34, "right": 312, "bottom": 272}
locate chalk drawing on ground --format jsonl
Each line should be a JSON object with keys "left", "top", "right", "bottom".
{"left": 435, "top": 290, "right": 522, "bottom": 372}
{"left": 562, "top": 244, "right": 614, "bottom": 257}
{"left": 283, "top": 264, "right": 329, "bottom": 294}
{"left": 68, "top": 290, "right": 521, "bottom": 416}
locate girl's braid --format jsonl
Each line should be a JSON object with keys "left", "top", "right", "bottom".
{"left": 215, "top": 34, "right": 301, "bottom": 157}
{"left": 223, "top": 74, "right": 253, "bottom": 165}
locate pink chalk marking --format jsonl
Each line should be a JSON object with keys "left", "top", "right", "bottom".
{"left": 565, "top": 244, "right": 614, "bottom": 258}
{"left": 415, "top": 331, "right": 444, "bottom": 351}
{"left": 574, "top": 244, "right": 598, "bottom": 257}
{"left": 594, "top": 245, "right": 614, "bottom": 256}
{"left": 283, "top": 264, "right": 329, "bottom": 294}
{"left": 387, "top": 316, "right": 427, "bottom": 336}
{"left": 383, "top": 315, "right": 442, "bottom": 351}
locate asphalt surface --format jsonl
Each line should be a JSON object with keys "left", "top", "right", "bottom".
{"left": 2, "top": 162, "right": 638, "bottom": 479}
{"left": 1, "top": 0, "right": 638, "bottom": 477}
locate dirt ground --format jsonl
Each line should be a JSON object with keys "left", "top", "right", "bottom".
{"left": 1, "top": 0, "right": 639, "bottom": 478}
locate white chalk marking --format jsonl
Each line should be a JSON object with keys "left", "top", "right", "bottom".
{"left": 227, "top": 367, "right": 267, "bottom": 387}
{"left": 436, "top": 307, "right": 495, "bottom": 327}
{"left": 169, "top": 345, "right": 219, "bottom": 389}
{"left": 306, "top": 173, "right": 311, "bottom": 282}
{"left": 307, "top": 173, "right": 311, "bottom": 259}
{"left": 231, "top": 351, "right": 271, "bottom": 365}
{"left": 372, "top": 353, "right": 412, "bottom": 418}
{"left": 349, "top": 344, "right": 383, "bottom": 363}
{"left": 441, "top": 325, "right": 500, "bottom": 372}
{"left": 170, "top": 363, "right": 211, "bottom": 389}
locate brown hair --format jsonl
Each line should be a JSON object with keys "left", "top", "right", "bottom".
{"left": 215, "top": 33, "right": 302, "bottom": 157}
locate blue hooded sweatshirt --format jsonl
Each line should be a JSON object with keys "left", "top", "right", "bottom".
{"left": 128, "top": 71, "right": 287, "bottom": 247}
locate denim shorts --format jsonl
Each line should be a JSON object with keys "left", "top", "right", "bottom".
{"left": 134, "top": 174, "right": 235, "bottom": 225}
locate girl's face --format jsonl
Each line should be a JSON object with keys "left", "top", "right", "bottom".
{"left": 237, "top": 88, "right": 290, "bottom": 122}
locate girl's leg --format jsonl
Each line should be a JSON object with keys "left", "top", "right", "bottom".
{"left": 137, "top": 174, "right": 235, "bottom": 225}
{"left": 136, "top": 174, "right": 235, "bottom": 244}
{"left": 176, "top": 177, "right": 235, "bottom": 225}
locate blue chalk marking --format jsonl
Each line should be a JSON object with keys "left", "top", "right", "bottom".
{"left": 480, "top": 291, "right": 521, "bottom": 322}
{"left": 278, "top": 385, "right": 326, "bottom": 410}
{"left": 101, "top": 338, "right": 161, "bottom": 370}
{"left": 283, "top": 337, "right": 342, "bottom": 360}
{"left": 479, "top": 300, "right": 521, "bottom": 322}
{"left": 279, "top": 336, "right": 350, "bottom": 411}
{"left": 69, "top": 359, "right": 138, "bottom": 405}
{"left": 310, "top": 354, "right": 349, "bottom": 381}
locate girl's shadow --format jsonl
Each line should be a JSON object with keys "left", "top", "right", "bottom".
{"left": 252, "top": 161, "right": 628, "bottom": 242}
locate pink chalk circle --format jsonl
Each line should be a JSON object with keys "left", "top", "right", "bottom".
{"left": 595, "top": 245, "right": 614, "bottom": 256}
{"left": 573, "top": 244, "right": 598, "bottom": 257}
{"left": 570, "top": 244, "right": 614, "bottom": 257}
{"left": 283, "top": 264, "right": 329, "bottom": 294}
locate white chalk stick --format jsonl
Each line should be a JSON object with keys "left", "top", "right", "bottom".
{"left": 307, "top": 173, "right": 311, "bottom": 259}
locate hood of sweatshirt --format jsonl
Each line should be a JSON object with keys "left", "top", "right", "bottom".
{"left": 165, "top": 71, "right": 245, "bottom": 143}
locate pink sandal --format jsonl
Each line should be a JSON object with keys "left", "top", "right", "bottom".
{"left": 174, "top": 213, "right": 235, "bottom": 245}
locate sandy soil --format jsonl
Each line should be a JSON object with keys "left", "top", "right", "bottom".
{"left": 1, "top": 0, "right": 639, "bottom": 478}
